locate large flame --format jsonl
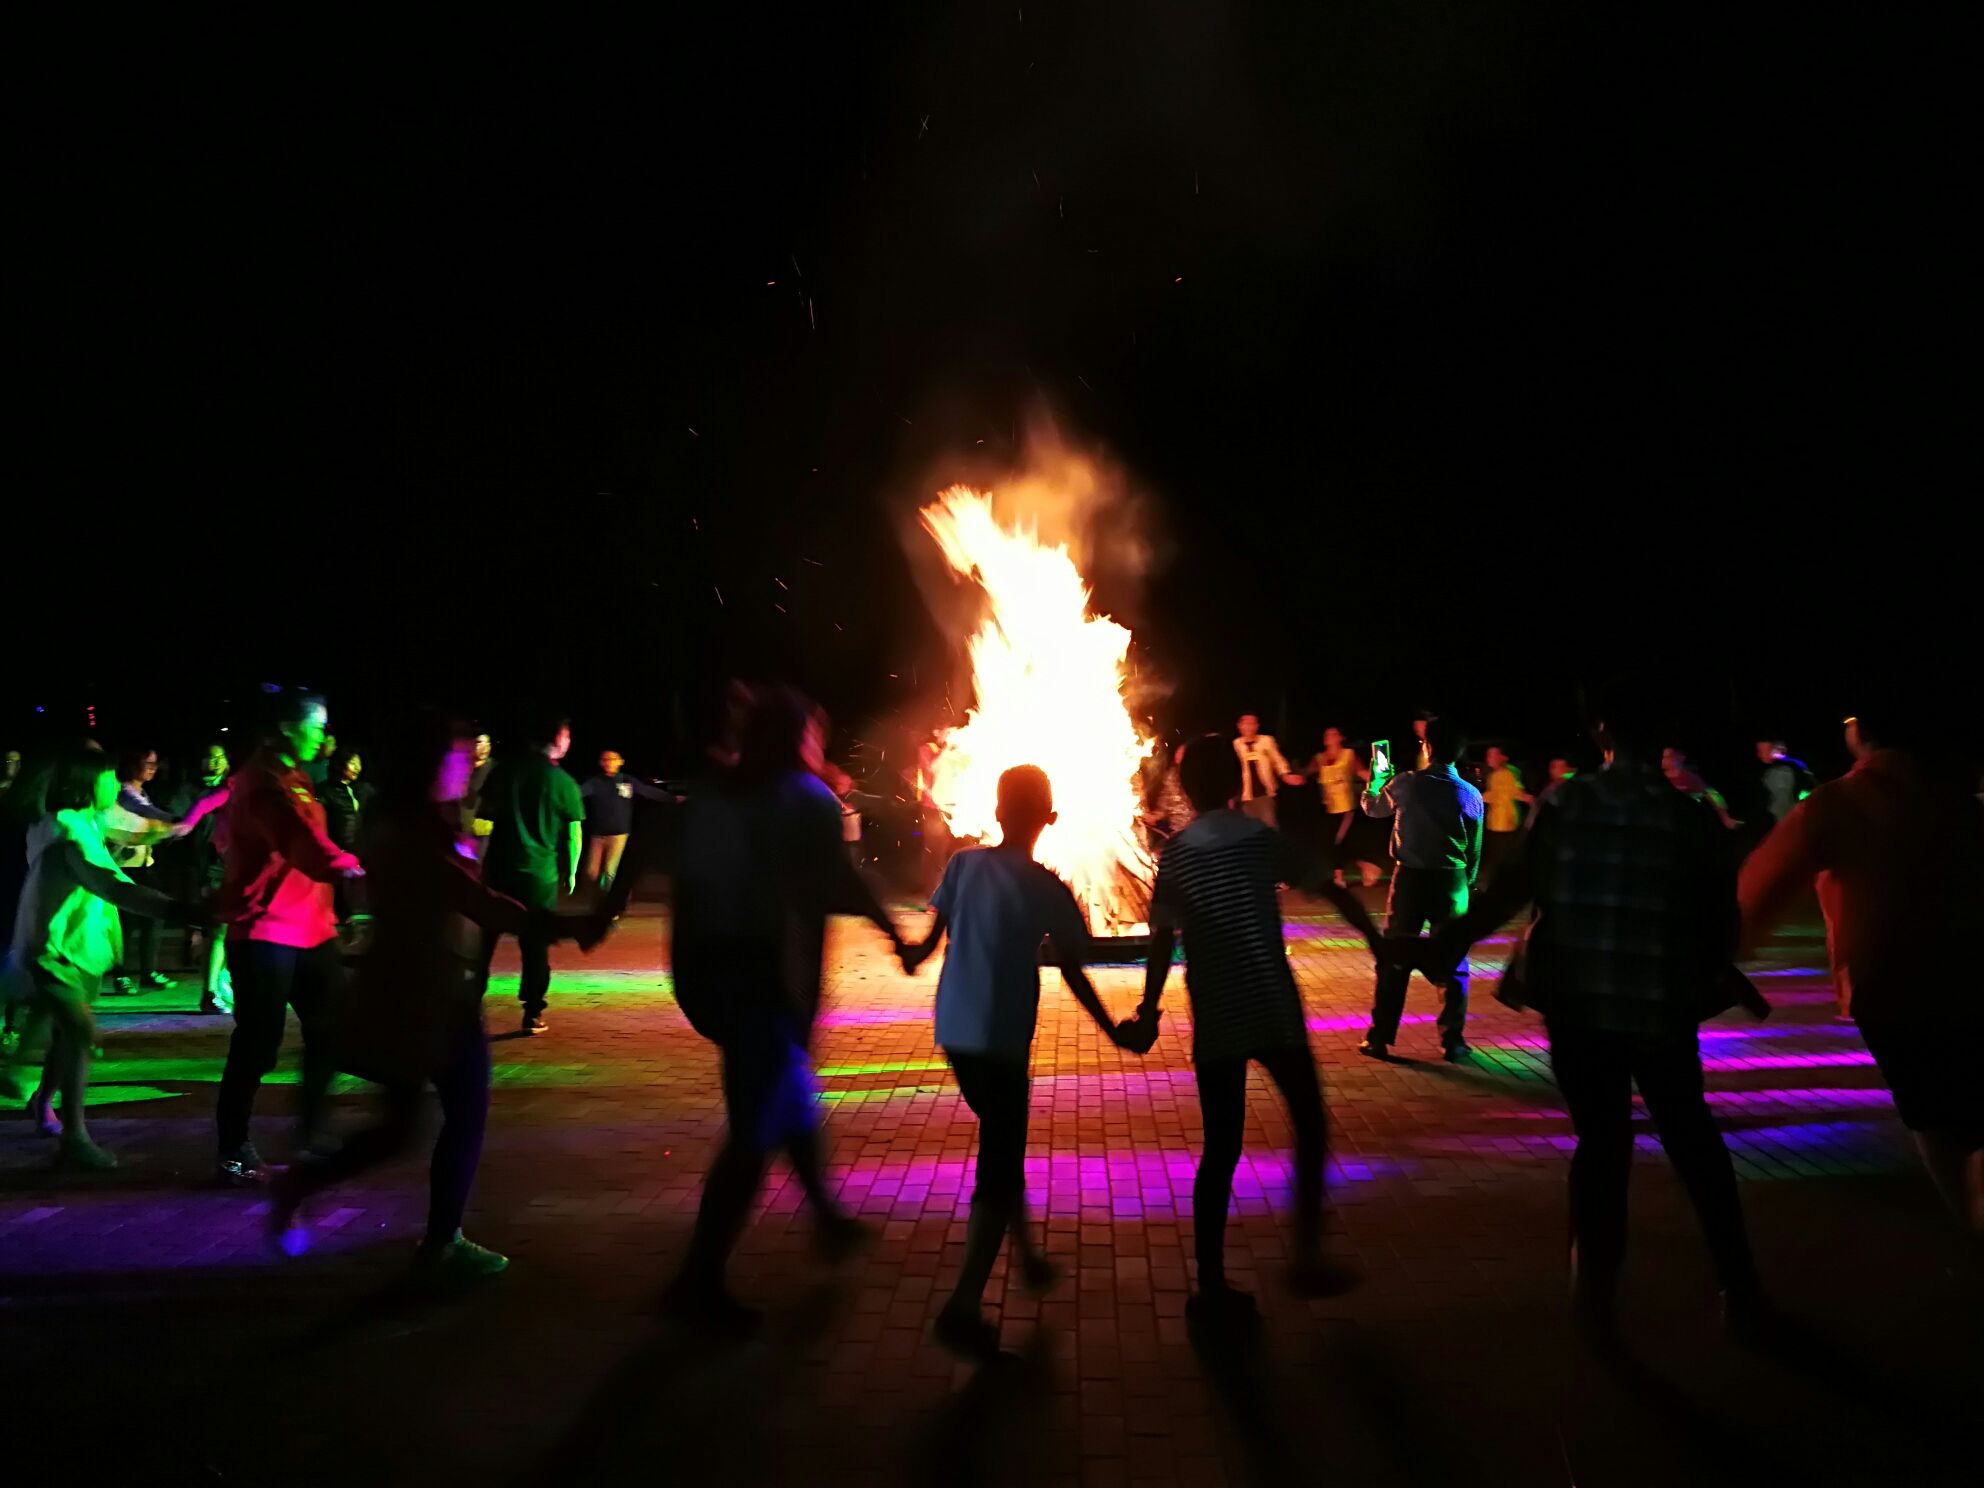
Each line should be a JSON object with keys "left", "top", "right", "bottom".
{"left": 921, "top": 484, "right": 1155, "bottom": 932}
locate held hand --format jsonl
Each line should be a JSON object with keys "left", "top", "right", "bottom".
{"left": 1282, "top": 772, "right": 1305, "bottom": 788}
{"left": 1113, "top": 1008, "right": 1161, "bottom": 1054}
{"left": 899, "top": 939, "right": 933, "bottom": 974}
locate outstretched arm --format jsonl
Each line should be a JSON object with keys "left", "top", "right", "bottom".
{"left": 62, "top": 842, "right": 196, "bottom": 922}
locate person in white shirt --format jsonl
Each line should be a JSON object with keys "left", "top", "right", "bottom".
{"left": 900, "top": 764, "right": 1134, "bottom": 1358}
{"left": 1233, "top": 714, "right": 1301, "bottom": 829}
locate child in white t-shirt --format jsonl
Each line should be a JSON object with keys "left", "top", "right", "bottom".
{"left": 901, "top": 764, "right": 1134, "bottom": 1358}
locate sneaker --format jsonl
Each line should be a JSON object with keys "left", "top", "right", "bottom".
{"left": 27, "top": 1092, "right": 63, "bottom": 1138}
{"left": 266, "top": 1170, "right": 308, "bottom": 1256}
{"left": 413, "top": 1234, "right": 510, "bottom": 1285}
{"left": 198, "top": 994, "right": 223, "bottom": 1016}
{"left": 108, "top": 976, "right": 139, "bottom": 997}
{"left": 216, "top": 1144, "right": 273, "bottom": 1186}
{"left": 813, "top": 1211, "right": 874, "bottom": 1264}
{"left": 56, "top": 1137, "right": 119, "bottom": 1171}
{"left": 522, "top": 1011, "right": 549, "bottom": 1036}
{"left": 660, "top": 1275, "right": 762, "bottom": 1339}
{"left": 932, "top": 1305, "right": 1003, "bottom": 1360}
{"left": 1356, "top": 1039, "right": 1391, "bottom": 1061}
{"left": 142, "top": 972, "right": 177, "bottom": 992}
{"left": 1443, "top": 1041, "right": 1474, "bottom": 1064}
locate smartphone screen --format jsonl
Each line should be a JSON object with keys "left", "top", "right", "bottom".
{"left": 1369, "top": 739, "right": 1391, "bottom": 777}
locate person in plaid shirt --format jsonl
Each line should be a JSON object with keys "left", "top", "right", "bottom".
{"left": 1424, "top": 681, "right": 1769, "bottom": 1343}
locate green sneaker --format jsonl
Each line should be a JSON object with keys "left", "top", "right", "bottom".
{"left": 414, "top": 1234, "right": 509, "bottom": 1284}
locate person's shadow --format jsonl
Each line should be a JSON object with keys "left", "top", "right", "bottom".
{"left": 897, "top": 1329, "right": 1056, "bottom": 1487}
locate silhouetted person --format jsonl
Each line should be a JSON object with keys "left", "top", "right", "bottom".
{"left": 269, "top": 715, "right": 599, "bottom": 1280}
{"left": 663, "top": 683, "right": 905, "bottom": 1336}
{"left": 1126, "top": 734, "right": 1386, "bottom": 1328}
{"left": 1360, "top": 714, "right": 1483, "bottom": 1061}
{"left": 476, "top": 715, "right": 585, "bottom": 1036}
{"left": 1741, "top": 708, "right": 1984, "bottom": 1248}
{"left": 1302, "top": 726, "right": 1384, "bottom": 887}
{"left": 213, "top": 691, "right": 363, "bottom": 1185}
{"left": 1425, "top": 679, "right": 1770, "bottom": 1342}
{"left": 1753, "top": 738, "right": 1811, "bottom": 826}
{"left": 1478, "top": 744, "right": 1532, "bottom": 885}
{"left": 175, "top": 745, "right": 234, "bottom": 1013}
{"left": 463, "top": 731, "right": 494, "bottom": 857}
{"left": 900, "top": 764, "right": 1131, "bottom": 1357}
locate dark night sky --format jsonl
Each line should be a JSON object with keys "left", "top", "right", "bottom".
{"left": 10, "top": 5, "right": 1971, "bottom": 788}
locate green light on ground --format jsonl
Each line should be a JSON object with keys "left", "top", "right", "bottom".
{"left": 816, "top": 1058, "right": 952, "bottom": 1077}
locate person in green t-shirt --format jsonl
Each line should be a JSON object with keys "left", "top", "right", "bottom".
{"left": 474, "top": 714, "right": 585, "bottom": 1035}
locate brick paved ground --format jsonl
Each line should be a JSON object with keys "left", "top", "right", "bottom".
{"left": 2, "top": 893, "right": 1977, "bottom": 1486}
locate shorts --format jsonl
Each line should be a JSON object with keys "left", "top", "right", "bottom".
{"left": 1857, "top": 1020, "right": 1984, "bottom": 1144}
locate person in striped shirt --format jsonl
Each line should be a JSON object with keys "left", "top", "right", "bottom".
{"left": 1121, "top": 734, "right": 1387, "bottom": 1327}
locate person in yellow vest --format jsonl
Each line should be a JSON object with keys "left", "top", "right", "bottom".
{"left": 1303, "top": 727, "right": 1386, "bottom": 886}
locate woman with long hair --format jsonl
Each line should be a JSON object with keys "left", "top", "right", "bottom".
{"left": 267, "top": 713, "right": 599, "bottom": 1281}
{"left": 4, "top": 746, "right": 204, "bottom": 1168}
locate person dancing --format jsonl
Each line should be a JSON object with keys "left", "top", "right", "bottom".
{"left": 5, "top": 747, "right": 204, "bottom": 1169}
{"left": 213, "top": 691, "right": 364, "bottom": 1185}
{"left": 268, "top": 714, "right": 596, "bottom": 1280}
{"left": 663, "top": 683, "right": 906, "bottom": 1336}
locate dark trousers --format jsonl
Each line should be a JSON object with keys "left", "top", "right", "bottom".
{"left": 286, "top": 1013, "right": 491, "bottom": 1245}
{"left": 477, "top": 872, "right": 555, "bottom": 1015}
{"left": 1547, "top": 1021, "right": 1759, "bottom": 1298}
{"left": 117, "top": 865, "right": 160, "bottom": 978}
{"left": 1480, "top": 829, "right": 1520, "bottom": 888}
{"left": 948, "top": 1051, "right": 1031, "bottom": 1209}
{"left": 216, "top": 938, "right": 343, "bottom": 1155}
{"left": 1194, "top": 1046, "right": 1326, "bottom": 1288}
{"left": 1368, "top": 866, "right": 1472, "bottom": 1048}
{"left": 680, "top": 1010, "right": 835, "bottom": 1282}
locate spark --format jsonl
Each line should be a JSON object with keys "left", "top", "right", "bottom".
{"left": 802, "top": 556, "right": 824, "bottom": 567}
{"left": 687, "top": 425, "right": 699, "bottom": 437}
{"left": 918, "top": 114, "right": 931, "bottom": 138}
{"left": 808, "top": 298, "right": 816, "bottom": 330}
{"left": 774, "top": 577, "right": 788, "bottom": 590}
{"left": 713, "top": 587, "right": 724, "bottom": 606}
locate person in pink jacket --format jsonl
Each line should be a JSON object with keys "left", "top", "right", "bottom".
{"left": 213, "top": 691, "right": 363, "bottom": 1185}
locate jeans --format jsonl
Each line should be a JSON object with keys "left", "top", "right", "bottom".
{"left": 1546, "top": 1021, "right": 1759, "bottom": 1299}
{"left": 216, "top": 938, "right": 343, "bottom": 1155}
{"left": 1368, "top": 866, "right": 1472, "bottom": 1048}
{"left": 286, "top": 1012, "right": 491, "bottom": 1245}
{"left": 477, "top": 871, "right": 556, "bottom": 1015}
{"left": 947, "top": 1051, "right": 1030, "bottom": 1208}
{"left": 1193, "top": 1046, "right": 1326, "bottom": 1288}
{"left": 679, "top": 1008, "right": 836, "bottom": 1283}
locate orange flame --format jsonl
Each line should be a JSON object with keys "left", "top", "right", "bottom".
{"left": 921, "top": 484, "right": 1155, "bottom": 932}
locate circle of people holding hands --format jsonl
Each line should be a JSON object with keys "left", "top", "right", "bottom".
{"left": 2, "top": 678, "right": 1976, "bottom": 1356}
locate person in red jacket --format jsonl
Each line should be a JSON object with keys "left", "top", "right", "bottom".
{"left": 213, "top": 691, "right": 364, "bottom": 1185}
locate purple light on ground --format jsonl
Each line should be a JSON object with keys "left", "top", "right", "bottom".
{"left": 1701, "top": 1050, "right": 1877, "bottom": 1071}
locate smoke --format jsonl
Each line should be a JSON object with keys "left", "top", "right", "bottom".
{"left": 899, "top": 406, "right": 1173, "bottom": 723}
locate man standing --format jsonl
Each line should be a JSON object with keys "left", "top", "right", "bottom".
{"left": 1232, "top": 713, "right": 1299, "bottom": 829}
{"left": 1740, "top": 709, "right": 1984, "bottom": 1247}
{"left": 1359, "top": 715, "right": 1483, "bottom": 1061}
{"left": 1479, "top": 745, "right": 1532, "bottom": 885}
{"left": 579, "top": 749, "right": 671, "bottom": 893}
{"left": 477, "top": 715, "right": 584, "bottom": 1036}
